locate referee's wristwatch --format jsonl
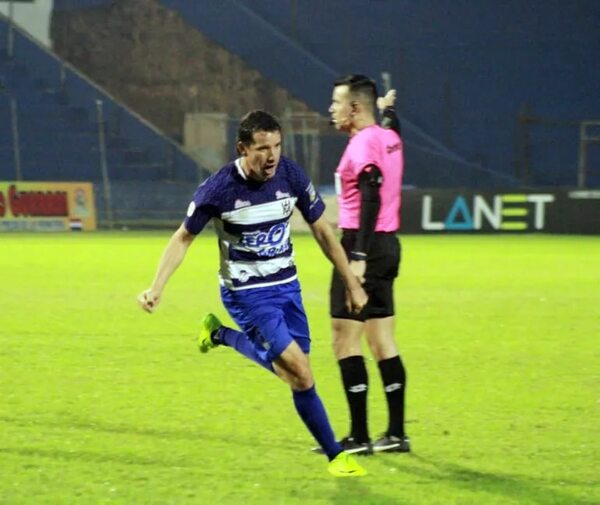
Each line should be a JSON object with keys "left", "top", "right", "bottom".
{"left": 350, "top": 251, "right": 367, "bottom": 261}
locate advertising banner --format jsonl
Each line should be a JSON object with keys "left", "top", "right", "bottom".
{"left": 0, "top": 181, "right": 97, "bottom": 231}
{"left": 401, "top": 189, "right": 600, "bottom": 234}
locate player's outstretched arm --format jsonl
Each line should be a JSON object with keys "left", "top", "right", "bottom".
{"left": 137, "top": 224, "right": 196, "bottom": 313}
{"left": 308, "top": 215, "right": 368, "bottom": 314}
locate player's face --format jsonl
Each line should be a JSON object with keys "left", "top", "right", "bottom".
{"left": 239, "top": 130, "right": 282, "bottom": 182}
{"left": 329, "top": 85, "right": 354, "bottom": 132}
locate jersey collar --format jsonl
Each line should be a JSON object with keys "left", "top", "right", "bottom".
{"left": 235, "top": 158, "right": 248, "bottom": 180}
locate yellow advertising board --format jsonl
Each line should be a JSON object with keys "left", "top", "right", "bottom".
{"left": 0, "top": 181, "right": 97, "bottom": 231}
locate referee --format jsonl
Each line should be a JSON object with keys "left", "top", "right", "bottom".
{"left": 327, "top": 75, "right": 409, "bottom": 455}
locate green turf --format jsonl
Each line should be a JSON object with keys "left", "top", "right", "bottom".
{"left": 0, "top": 232, "right": 598, "bottom": 505}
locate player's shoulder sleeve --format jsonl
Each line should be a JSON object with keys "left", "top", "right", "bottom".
{"left": 284, "top": 157, "right": 325, "bottom": 224}
{"left": 183, "top": 172, "right": 222, "bottom": 234}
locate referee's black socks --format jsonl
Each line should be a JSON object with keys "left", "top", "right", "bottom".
{"left": 378, "top": 355, "right": 407, "bottom": 438}
{"left": 338, "top": 355, "right": 370, "bottom": 443}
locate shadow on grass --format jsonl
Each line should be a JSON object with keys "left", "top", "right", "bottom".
{"left": 4, "top": 415, "right": 593, "bottom": 504}
{"left": 0, "top": 446, "right": 194, "bottom": 469}
{"left": 0, "top": 413, "right": 301, "bottom": 453}
{"left": 331, "top": 479, "right": 405, "bottom": 505}
{"left": 375, "top": 453, "right": 594, "bottom": 505}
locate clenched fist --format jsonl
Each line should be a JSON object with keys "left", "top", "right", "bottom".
{"left": 137, "top": 289, "right": 161, "bottom": 313}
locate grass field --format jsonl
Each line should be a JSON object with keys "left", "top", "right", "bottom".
{"left": 0, "top": 232, "right": 598, "bottom": 505}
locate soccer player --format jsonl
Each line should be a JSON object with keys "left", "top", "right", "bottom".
{"left": 325, "top": 75, "right": 409, "bottom": 455}
{"left": 137, "top": 110, "right": 368, "bottom": 477}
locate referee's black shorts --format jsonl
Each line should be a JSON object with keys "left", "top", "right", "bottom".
{"left": 330, "top": 230, "right": 401, "bottom": 321}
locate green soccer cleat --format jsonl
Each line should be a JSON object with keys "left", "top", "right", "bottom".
{"left": 198, "top": 313, "right": 223, "bottom": 353}
{"left": 327, "top": 451, "right": 367, "bottom": 477}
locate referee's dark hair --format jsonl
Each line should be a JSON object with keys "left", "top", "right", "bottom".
{"left": 237, "top": 110, "right": 282, "bottom": 147}
{"left": 334, "top": 74, "right": 379, "bottom": 110}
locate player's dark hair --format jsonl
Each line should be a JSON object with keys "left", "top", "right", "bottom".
{"left": 237, "top": 110, "right": 282, "bottom": 146}
{"left": 333, "top": 74, "right": 378, "bottom": 109}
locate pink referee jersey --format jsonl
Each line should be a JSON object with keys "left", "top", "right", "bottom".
{"left": 335, "top": 124, "right": 403, "bottom": 231}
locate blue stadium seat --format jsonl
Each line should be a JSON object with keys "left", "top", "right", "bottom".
{"left": 0, "top": 15, "right": 207, "bottom": 186}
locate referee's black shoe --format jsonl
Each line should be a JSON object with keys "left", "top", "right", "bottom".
{"left": 372, "top": 434, "right": 411, "bottom": 453}
{"left": 312, "top": 436, "right": 373, "bottom": 456}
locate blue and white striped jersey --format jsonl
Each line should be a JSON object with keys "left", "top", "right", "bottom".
{"left": 184, "top": 156, "right": 325, "bottom": 291}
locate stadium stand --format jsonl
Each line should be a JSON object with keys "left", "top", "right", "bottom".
{"left": 157, "top": 0, "right": 521, "bottom": 188}
{"left": 48, "top": 0, "right": 599, "bottom": 189}
{"left": 2, "top": 0, "right": 597, "bottom": 229}
{"left": 0, "top": 13, "right": 209, "bottom": 225}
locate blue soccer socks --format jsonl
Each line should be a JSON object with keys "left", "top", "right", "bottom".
{"left": 218, "top": 326, "right": 275, "bottom": 373}
{"left": 293, "top": 385, "right": 342, "bottom": 461}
